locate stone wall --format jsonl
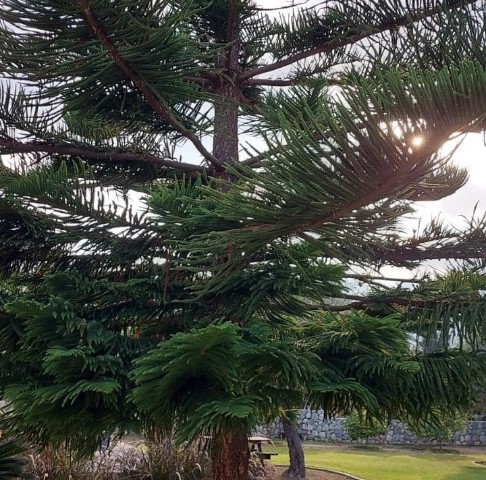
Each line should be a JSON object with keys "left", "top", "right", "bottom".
{"left": 265, "top": 410, "right": 486, "bottom": 446}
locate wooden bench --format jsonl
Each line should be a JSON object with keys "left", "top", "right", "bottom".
{"left": 256, "top": 452, "right": 278, "bottom": 461}
{"left": 248, "top": 436, "right": 278, "bottom": 465}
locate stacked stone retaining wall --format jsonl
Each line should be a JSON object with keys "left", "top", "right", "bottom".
{"left": 265, "top": 410, "right": 486, "bottom": 446}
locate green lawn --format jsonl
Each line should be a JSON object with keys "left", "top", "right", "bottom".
{"left": 273, "top": 441, "right": 486, "bottom": 480}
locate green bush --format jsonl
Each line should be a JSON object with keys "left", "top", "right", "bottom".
{"left": 345, "top": 412, "right": 387, "bottom": 444}
{"left": 407, "top": 412, "right": 468, "bottom": 449}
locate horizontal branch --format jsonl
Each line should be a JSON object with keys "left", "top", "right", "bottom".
{"left": 379, "top": 244, "right": 486, "bottom": 264}
{"left": 244, "top": 77, "right": 343, "bottom": 88}
{"left": 254, "top": 1, "right": 310, "bottom": 11}
{"left": 245, "top": 78, "right": 301, "bottom": 87}
{"left": 241, "top": 145, "right": 282, "bottom": 168}
{"left": 317, "top": 293, "right": 455, "bottom": 312}
{"left": 344, "top": 273, "right": 424, "bottom": 284}
{"left": 239, "top": 0, "right": 478, "bottom": 81}
{"left": 0, "top": 136, "right": 205, "bottom": 174}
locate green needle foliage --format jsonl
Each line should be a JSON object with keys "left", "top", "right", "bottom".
{"left": 0, "top": 2, "right": 485, "bottom": 479}
{"left": 0, "top": 270, "right": 151, "bottom": 455}
{"left": 130, "top": 321, "right": 318, "bottom": 444}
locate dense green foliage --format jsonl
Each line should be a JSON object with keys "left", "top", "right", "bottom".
{"left": 345, "top": 412, "right": 387, "bottom": 443}
{"left": 0, "top": 3, "right": 485, "bottom": 478}
{"left": 0, "top": 270, "right": 147, "bottom": 453}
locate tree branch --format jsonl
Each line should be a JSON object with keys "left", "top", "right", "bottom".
{"left": 254, "top": 1, "right": 311, "bottom": 11}
{"left": 344, "top": 273, "right": 425, "bottom": 284}
{"left": 378, "top": 243, "right": 486, "bottom": 264}
{"left": 245, "top": 78, "right": 301, "bottom": 87}
{"left": 241, "top": 145, "right": 281, "bottom": 168}
{"left": 78, "top": 0, "right": 222, "bottom": 169}
{"left": 0, "top": 136, "right": 205, "bottom": 174}
{"left": 316, "top": 293, "right": 453, "bottom": 312}
{"left": 239, "top": 0, "right": 478, "bottom": 81}
{"left": 244, "top": 77, "right": 342, "bottom": 87}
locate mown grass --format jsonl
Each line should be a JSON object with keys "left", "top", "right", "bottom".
{"left": 273, "top": 441, "right": 486, "bottom": 480}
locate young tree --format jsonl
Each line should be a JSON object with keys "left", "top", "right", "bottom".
{"left": 1, "top": 2, "right": 486, "bottom": 480}
{"left": 407, "top": 411, "right": 469, "bottom": 450}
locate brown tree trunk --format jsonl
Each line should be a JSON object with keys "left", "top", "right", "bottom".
{"left": 282, "top": 416, "right": 306, "bottom": 479}
{"left": 212, "top": 32, "right": 240, "bottom": 175}
{"left": 209, "top": 18, "right": 248, "bottom": 479}
{"left": 213, "top": 88, "right": 239, "bottom": 168}
{"left": 211, "top": 427, "right": 250, "bottom": 480}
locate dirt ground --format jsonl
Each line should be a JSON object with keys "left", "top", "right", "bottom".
{"left": 274, "top": 465, "right": 357, "bottom": 480}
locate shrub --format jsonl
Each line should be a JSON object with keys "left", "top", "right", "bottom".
{"left": 26, "top": 437, "right": 273, "bottom": 479}
{"left": 136, "top": 438, "right": 210, "bottom": 480}
{"left": 0, "top": 437, "right": 30, "bottom": 479}
{"left": 407, "top": 412, "right": 468, "bottom": 450}
{"left": 345, "top": 412, "right": 387, "bottom": 444}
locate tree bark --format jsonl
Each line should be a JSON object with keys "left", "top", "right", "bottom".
{"left": 213, "top": 90, "right": 239, "bottom": 168}
{"left": 211, "top": 427, "right": 250, "bottom": 480}
{"left": 209, "top": 14, "right": 247, "bottom": 479}
{"left": 282, "top": 416, "right": 306, "bottom": 479}
{"left": 212, "top": 30, "right": 240, "bottom": 175}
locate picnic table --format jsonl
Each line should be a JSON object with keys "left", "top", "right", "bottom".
{"left": 248, "top": 436, "right": 278, "bottom": 465}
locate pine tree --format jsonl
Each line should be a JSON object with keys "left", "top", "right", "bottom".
{"left": 1, "top": 2, "right": 486, "bottom": 480}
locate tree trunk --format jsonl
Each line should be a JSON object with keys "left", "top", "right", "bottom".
{"left": 210, "top": 27, "right": 247, "bottom": 480}
{"left": 213, "top": 87, "right": 239, "bottom": 168}
{"left": 282, "top": 416, "right": 306, "bottom": 479}
{"left": 211, "top": 427, "right": 250, "bottom": 480}
{"left": 212, "top": 35, "right": 240, "bottom": 175}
